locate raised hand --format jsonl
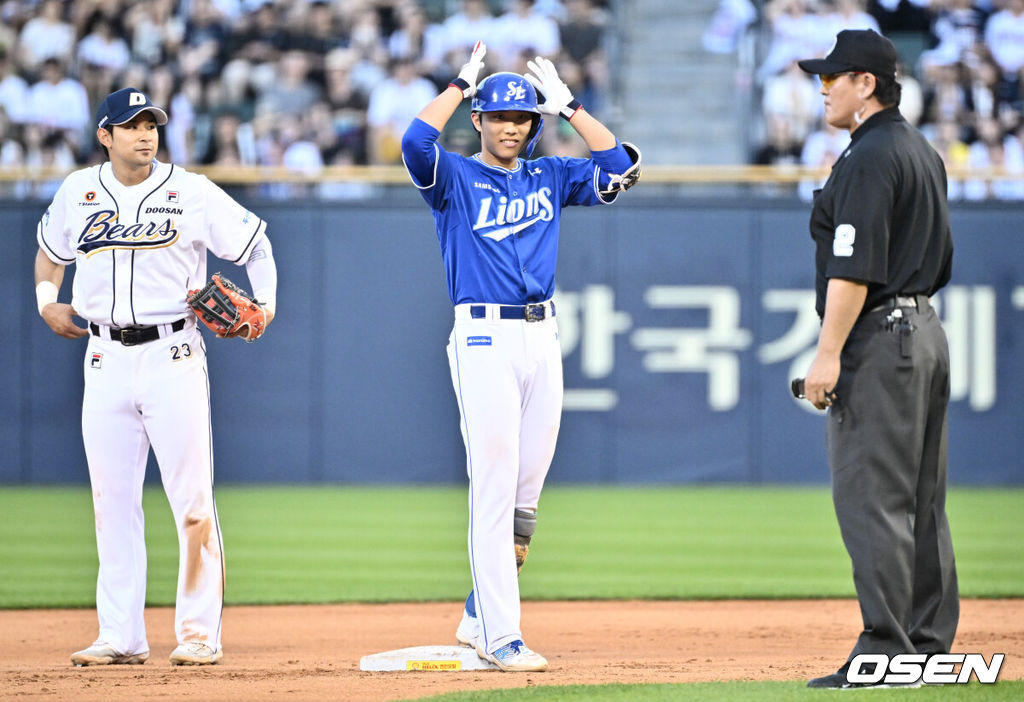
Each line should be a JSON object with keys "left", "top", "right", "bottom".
{"left": 524, "top": 56, "right": 582, "bottom": 120}
{"left": 451, "top": 41, "right": 487, "bottom": 98}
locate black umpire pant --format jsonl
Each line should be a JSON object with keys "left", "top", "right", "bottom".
{"left": 827, "top": 295, "right": 959, "bottom": 661}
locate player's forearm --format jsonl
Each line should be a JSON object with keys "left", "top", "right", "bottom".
{"left": 245, "top": 237, "right": 277, "bottom": 318}
{"left": 415, "top": 86, "right": 465, "bottom": 133}
{"left": 34, "top": 248, "right": 64, "bottom": 316}
{"left": 34, "top": 247, "right": 86, "bottom": 337}
{"left": 567, "top": 109, "right": 617, "bottom": 153}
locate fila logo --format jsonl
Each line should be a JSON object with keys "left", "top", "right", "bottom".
{"left": 505, "top": 81, "right": 526, "bottom": 101}
{"left": 90, "top": 353, "right": 103, "bottom": 369}
{"left": 129, "top": 92, "right": 146, "bottom": 106}
{"left": 166, "top": 190, "right": 179, "bottom": 203}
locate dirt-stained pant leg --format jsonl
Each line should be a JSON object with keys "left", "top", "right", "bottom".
{"left": 143, "top": 328, "right": 225, "bottom": 651}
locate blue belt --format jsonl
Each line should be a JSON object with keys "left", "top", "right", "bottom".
{"left": 470, "top": 302, "right": 556, "bottom": 322}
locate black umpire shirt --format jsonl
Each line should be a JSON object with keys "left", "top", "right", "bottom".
{"left": 809, "top": 106, "right": 953, "bottom": 318}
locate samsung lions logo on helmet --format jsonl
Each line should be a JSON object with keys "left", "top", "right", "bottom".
{"left": 505, "top": 81, "right": 527, "bottom": 101}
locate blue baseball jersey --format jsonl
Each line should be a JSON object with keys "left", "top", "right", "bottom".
{"left": 402, "top": 118, "right": 624, "bottom": 305}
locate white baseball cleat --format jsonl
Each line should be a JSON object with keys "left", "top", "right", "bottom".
{"left": 475, "top": 639, "right": 548, "bottom": 672}
{"left": 169, "top": 642, "right": 223, "bottom": 666}
{"left": 455, "top": 609, "right": 480, "bottom": 648}
{"left": 71, "top": 643, "right": 149, "bottom": 667}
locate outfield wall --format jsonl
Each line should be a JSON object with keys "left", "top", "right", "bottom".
{"left": 4, "top": 194, "right": 1021, "bottom": 485}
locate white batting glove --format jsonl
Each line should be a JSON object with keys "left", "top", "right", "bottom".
{"left": 524, "top": 56, "right": 583, "bottom": 120}
{"left": 449, "top": 41, "right": 486, "bottom": 98}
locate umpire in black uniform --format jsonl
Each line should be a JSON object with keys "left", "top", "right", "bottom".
{"left": 796, "top": 29, "right": 958, "bottom": 688}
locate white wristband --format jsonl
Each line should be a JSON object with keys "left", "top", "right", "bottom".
{"left": 36, "top": 281, "right": 59, "bottom": 316}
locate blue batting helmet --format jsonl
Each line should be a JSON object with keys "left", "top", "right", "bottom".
{"left": 472, "top": 73, "right": 539, "bottom": 113}
{"left": 471, "top": 72, "right": 544, "bottom": 157}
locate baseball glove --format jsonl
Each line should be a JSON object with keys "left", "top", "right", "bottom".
{"left": 187, "top": 273, "right": 267, "bottom": 342}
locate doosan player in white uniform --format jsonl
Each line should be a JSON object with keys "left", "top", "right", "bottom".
{"left": 34, "top": 88, "right": 278, "bottom": 667}
{"left": 402, "top": 44, "right": 640, "bottom": 671}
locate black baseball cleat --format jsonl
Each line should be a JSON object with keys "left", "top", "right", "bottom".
{"left": 807, "top": 671, "right": 850, "bottom": 688}
{"left": 807, "top": 660, "right": 923, "bottom": 689}
{"left": 808, "top": 661, "right": 880, "bottom": 689}
{"left": 808, "top": 661, "right": 856, "bottom": 688}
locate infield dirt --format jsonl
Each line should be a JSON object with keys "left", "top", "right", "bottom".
{"left": 1, "top": 599, "right": 1020, "bottom": 701}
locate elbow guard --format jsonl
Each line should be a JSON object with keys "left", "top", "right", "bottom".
{"left": 599, "top": 142, "right": 643, "bottom": 196}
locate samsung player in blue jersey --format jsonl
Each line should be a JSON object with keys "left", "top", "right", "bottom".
{"left": 401, "top": 42, "right": 641, "bottom": 672}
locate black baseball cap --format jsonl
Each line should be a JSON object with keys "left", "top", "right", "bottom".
{"left": 96, "top": 87, "right": 168, "bottom": 129}
{"left": 798, "top": 29, "right": 898, "bottom": 79}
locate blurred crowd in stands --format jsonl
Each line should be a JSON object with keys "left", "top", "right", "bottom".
{"left": 0, "top": 0, "right": 611, "bottom": 186}
{"left": 4, "top": 0, "right": 1022, "bottom": 201}
{"left": 707, "top": 0, "right": 1024, "bottom": 200}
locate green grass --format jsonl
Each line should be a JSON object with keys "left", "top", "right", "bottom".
{"left": 417, "top": 681, "right": 1024, "bottom": 702}
{"left": 1, "top": 486, "right": 1020, "bottom": 701}
{"left": 0, "top": 485, "right": 1020, "bottom": 608}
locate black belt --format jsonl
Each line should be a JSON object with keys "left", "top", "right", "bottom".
{"left": 89, "top": 318, "right": 186, "bottom": 346}
{"left": 869, "top": 295, "right": 919, "bottom": 313}
{"left": 470, "top": 301, "right": 555, "bottom": 322}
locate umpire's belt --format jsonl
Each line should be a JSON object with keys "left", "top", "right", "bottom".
{"left": 867, "top": 294, "right": 921, "bottom": 314}
{"left": 456, "top": 301, "right": 556, "bottom": 322}
{"left": 90, "top": 318, "right": 188, "bottom": 346}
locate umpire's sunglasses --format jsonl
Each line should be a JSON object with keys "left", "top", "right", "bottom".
{"left": 819, "top": 71, "right": 865, "bottom": 89}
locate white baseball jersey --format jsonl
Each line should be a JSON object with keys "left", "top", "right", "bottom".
{"left": 38, "top": 160, "right": 266, "bottom": 326}
{"left": 38, "top": 160, "right": 270, "bottom": 659}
